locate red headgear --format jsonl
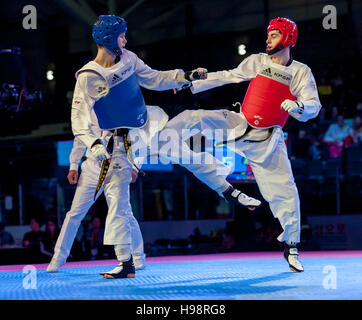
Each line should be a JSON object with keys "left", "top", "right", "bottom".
{"left": 267, "top": 17, "right": 298, "bottom": 55}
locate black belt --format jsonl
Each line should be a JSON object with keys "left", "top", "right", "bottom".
{"left": 114, "top": 128, "right": 129, "bottom": 136}
{"left": 93, "top": 128, "right": 145, "bottom": 200}
{"left": 113, "top": 128, "right": 145, "bottom": 177}
{"left": 114, "top": 128, "right": 131, "bottom": 154}
{"left": 238, "top": 125, "right": 274, "bottom": 144}
{"left": 94, "top": 159, "right": 110, "bottom": 200}
{"left": 217, "top": 125, "right": 274, "bottom": 146}
{"left": 93, "top": 129, "right": 128, "bottom": 200}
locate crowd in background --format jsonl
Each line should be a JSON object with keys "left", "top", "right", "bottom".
{"left": 0, "top": 215, "right": 112, "bottom": 264}
{"left": 284, "top": 60, "right": 361, "bottom": 163}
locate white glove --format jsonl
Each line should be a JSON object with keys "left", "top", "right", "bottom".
{"left": 90, "top": 143, "right": 110, "bottom": 162}
{"left": 281, "top": 99, "right": 303, "bottom": 114}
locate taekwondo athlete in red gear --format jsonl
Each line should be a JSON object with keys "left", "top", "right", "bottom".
{"left": 71, "top": 15, "right": 261, "bottom": 279}
{"left": 174, "top": 17, "right": 322, "bottom": 272}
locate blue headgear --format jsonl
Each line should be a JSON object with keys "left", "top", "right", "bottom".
{"left": 92, "top": 15, "right": 127, "bottom": 56}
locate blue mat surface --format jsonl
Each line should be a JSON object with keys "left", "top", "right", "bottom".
{"left": 1, "top": 255, "right": 361, "bottom": 300}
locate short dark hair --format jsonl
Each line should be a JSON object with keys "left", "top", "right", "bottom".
{"left": 30, "top": 217, "right": 42, "bottom": 225}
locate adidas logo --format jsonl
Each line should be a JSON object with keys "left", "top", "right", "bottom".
{"left": 111, "top": 74, "right": 122, "bottom": 84}
{"left": 97, "top": 86, "right": 107, "bottom": 94}
{"left": 259, "top": 65, "right": 292, "bottom": 85}
{"left": 262, "top": 67, "right": 272, "bottom": 75}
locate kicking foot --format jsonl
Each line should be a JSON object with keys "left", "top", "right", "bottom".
{"left": 101, "top": 256, "right": 135, "bottom": 279}
{"left": 222, "top": 186, "right": 261, "bottom": 210}
{"left": 284, "top": 244, "right": 304, "bottom": 272}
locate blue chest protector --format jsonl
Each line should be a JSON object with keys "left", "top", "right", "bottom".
{"left": 93, "top": 74, "right": 147, "bottom": 130}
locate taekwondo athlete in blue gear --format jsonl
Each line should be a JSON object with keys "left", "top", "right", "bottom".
{"left": 46, "top": 136, "right": 146, "bottom": 273}
{"left": 71, "top": 15, "right": 261, "bottom": 279}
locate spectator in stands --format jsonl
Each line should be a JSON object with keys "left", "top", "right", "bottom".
{"left": 291, "top": 128, "right": 311, "bottom": 164}
{"left": 345, "top": 115, "right": 362, "bottom": 147}
{"left": 220, "top": 232, "right": 236, "bottom": 251}
{"left": 323, "top": 114, "right": 352, "bottom": 158}
{"left": 84, "top": 216, "right": 105, "bottom": 260}
{"left": 23, "top": 217, "right": 45, "bottom": 251}
{"left": 317, "top": 76, "right": 333, "bottom": 106}
{"left": 309, "top": 139, "right": 325, "bottom": 161}
{"left": 318, "top": 77, "right": 332, "bottom": 96}
{"left": 0, "top": 222, "right": 14, "bottom": 247}
{"left": 330, "top": 106, "right": 339, "bottom": 122}
{"left": 40, "top": 217, "right": 60, "bottom": 257}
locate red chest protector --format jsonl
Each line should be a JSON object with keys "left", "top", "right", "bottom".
{"left": 241, "top": 66, "right": 296, "bottom": 128}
